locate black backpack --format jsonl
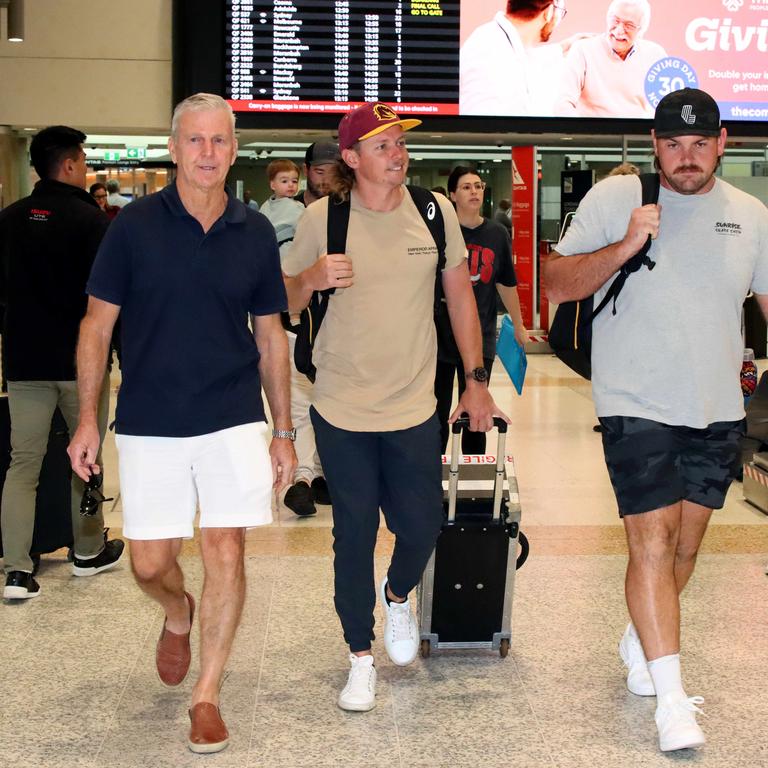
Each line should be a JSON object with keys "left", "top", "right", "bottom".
{"left": 293, "top": 186, "right": 446, "bottom": 382}
{"left": 548, "top": 173, "right": 660, "bottom": 380}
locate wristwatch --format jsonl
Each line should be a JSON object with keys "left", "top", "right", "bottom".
{"left": 272, "top": 428, "right": 297, "bottom": 441}
{"left": 465, "top": 367, "right": 489, "bottom": 383}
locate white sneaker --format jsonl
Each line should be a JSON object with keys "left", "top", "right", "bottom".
{"left": 655, "top": 694, "right": 706, "bottom": 752}
{"left": 380, "top": 578, "right": 419, "bottom": 666}
{"left": 337, "top": 654, "right": 376, "bottom": 712}
{"left": 619, "top": 624, "right": 655, "bottom": 696}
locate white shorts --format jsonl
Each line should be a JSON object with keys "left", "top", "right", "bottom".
{"left": 115, "top": 422, "right": 273, "bottom": 540}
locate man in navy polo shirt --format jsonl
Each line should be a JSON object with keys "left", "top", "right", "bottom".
{"left": 68, "top": 93, "right": 296, "bottom": 755}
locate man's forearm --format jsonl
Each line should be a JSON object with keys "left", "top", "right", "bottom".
{"left": 76, "top": 315, "right": 111, "bottom": 426}
{"left": 284, "top": 270, "right": 315, "bottom": 314}
{"left": 447, "top": 288, "right": 484, "bottom": 372}
{"left": 544, "top": 242, "right": 634, "bottom": 305}
{"left": 256, "top": 322, "right": 292, "bottom": 429}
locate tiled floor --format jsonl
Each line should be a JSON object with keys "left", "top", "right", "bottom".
{"left": 2, "top": 353, "right": 767, "bottom": 767}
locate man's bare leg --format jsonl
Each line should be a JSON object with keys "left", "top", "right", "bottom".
{"left": 673, "top": 501, "right": 712, "bottom": 594}
{"left": 191, "top": 527, "right": 246, "bottom": 707}
{"left": 623, "top": 500, "right": 713, "bottom": 661}
{"left": 624, "top": 502, "right": 682, "bottom": 661}
{"left": 130, "top": 538, "right": 190, "bottom": 633}
{"left": 624, "top": 501, "right": 706, "bottom": 751}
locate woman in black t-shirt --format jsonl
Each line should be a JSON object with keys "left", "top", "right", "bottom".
{"left": 435, "top": 166, "right": 529, "bottom": 453}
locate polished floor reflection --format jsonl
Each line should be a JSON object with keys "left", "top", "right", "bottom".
{"left": 2, "top": 354, "right": 766, "bottom": 767}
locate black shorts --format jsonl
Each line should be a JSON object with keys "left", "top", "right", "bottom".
{"left": 598, "top": 416, "right": 746, "bottom": 517}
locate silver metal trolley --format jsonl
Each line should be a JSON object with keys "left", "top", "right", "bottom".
{"left": 417, "top": 417, "right": 528, "bottom": 658}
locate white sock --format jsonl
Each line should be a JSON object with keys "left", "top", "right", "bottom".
{"left": 624, "top": 622, "right": 648, "bottom": 662}
{"left": 647, "top": 653, "right": 685, "bottom": 700}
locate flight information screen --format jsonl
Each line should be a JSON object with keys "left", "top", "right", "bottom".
{"left": 225, "top": 0, "right": 460, "bottom": 115}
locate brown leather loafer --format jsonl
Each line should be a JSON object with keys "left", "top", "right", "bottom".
{"left": 188, "top": 702, "right": 229, "bottom": 754}
{"left": 156, "top": 591, "right": 195, "bottom": 687}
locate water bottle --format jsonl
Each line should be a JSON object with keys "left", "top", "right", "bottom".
{"left": 742, "top": 348, "right": 758, "bottom": 404}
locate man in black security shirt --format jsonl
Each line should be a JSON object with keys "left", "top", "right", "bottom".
{"left": 0, "top": 126, "right": 123, "bottom": 600}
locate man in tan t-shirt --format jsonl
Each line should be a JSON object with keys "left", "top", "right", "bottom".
{"left": 283, "top": 101, "right": 508, "bottom": 712}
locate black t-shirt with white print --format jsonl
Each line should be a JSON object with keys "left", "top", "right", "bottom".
{"left": 440, "top": 217, "right": 516, "bottom": 363}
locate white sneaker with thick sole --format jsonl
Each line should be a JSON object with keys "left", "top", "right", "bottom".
{"left": 655, "top": 694, "right": 706, "bottom": 752}
{"left": 619, "top": 623, "right": 655, "bottom": 696}
{"left": 380, "top": 578, "right": 419, "bottom": 666}
{"left": 337, "top": 654, "right": 376, "bottom": 712}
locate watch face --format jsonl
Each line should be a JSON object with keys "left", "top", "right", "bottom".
{"left": 470, "top": 367, "right": 488, "bottom": 383}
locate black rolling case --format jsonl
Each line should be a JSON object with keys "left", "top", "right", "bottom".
{"left": 417, "top": 417, "right": 529, "bottom": 658}
{"left": 0, "top": 396, "right": 74, "bottom": 559}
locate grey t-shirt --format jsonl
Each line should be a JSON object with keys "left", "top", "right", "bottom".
{"left": 556, "top": 174, "right": 768, "bottom": 428}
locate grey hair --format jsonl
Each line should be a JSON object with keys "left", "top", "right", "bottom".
{"left": 106, "top": 179, "right": 120, "bottom": 193}
{"left": 606, "top": 0, "right": 651, "bottom": 36}
{"left": 170, "top": 93, "right": 236, "bottom": 139}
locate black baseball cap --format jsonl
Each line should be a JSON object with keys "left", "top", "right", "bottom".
{"left": 304, "top": 140, "right": 340, "bottom": 166}
{"left": 654, "top": 88, "right": 721, "bottom": 138}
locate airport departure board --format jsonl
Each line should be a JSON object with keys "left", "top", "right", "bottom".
{"left": 225, "top": 0, "right": 460, "bottom": 115}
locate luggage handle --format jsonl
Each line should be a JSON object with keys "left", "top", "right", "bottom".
{"left": 451, "top": 416, "right": 508, "bottom": 434}
{"left": 447, "top": 415, "right": 508, "bottom": 523}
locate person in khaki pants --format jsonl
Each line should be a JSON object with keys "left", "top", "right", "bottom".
{"left": 0, "top": 126, "right": 124, "bottom": 600}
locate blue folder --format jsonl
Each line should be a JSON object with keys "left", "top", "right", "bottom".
{"left": 497, "top": 315, "right": 527, "bottom": 395}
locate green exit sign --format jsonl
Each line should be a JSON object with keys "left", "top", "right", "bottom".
{"left": 126, "top": 147, "right": 146, "bottom": 159}
{"left": 104, "top": 150, "right": 121, "bottom": 161}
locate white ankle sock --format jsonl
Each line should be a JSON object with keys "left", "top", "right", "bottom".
{"left": 647, "top": 653, "right": 685, "bottom": 700}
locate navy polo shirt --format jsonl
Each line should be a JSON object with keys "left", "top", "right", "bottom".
{"left": 87, "top": 182, "right": 287, "bottom": 437}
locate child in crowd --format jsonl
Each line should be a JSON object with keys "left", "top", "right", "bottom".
{"left": 260, "top": 159, "right": 305, "bottom": 256}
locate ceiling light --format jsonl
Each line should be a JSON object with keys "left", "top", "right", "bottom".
{"left": 6, "top": 0, "right": 24, "bottom": 42}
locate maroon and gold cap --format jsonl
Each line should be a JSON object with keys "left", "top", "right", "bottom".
{"left": 338, "top": 102, "right": 421, "bottom": 152}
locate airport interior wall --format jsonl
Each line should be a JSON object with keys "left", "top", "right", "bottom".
{"left": 0, "top": 0, "right": 172, "bottom": 133}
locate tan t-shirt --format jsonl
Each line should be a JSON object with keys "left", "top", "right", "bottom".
{"left": 283, "top": 188, "right": 467, "bottom": 431}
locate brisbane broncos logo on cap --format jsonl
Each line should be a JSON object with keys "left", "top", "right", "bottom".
{"left": 373, "top": 103, "right": 398, "bottom": 122}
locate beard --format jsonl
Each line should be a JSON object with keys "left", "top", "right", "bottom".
{"left": 306, "top": 174, "right": 331, "bottom": 200}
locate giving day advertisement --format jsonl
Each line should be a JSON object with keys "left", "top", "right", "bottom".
{"left": 460, "top": 0, "right": 768, "bottom": 121}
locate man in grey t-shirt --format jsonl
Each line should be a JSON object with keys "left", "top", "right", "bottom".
{"left": 545, "top": 89, "right": 768, "bottom": 753}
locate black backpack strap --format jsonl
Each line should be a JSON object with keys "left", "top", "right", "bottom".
{"left": 591, "top": 172, "right": 661, "bottom": 320}
{"left": 630, "top": 172, "right": 661, "bottom": 270}
{"left": 324, "top": 194, "right": 352, "bottom": 299}
{"left": 406, "top": 185, "right": 447, "bottom": 314}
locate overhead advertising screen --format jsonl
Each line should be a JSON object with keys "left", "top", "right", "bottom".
{"left": 461, "top": 0, "right": 768, "bottom": 122}
{"left": 220, "top": 0, "right": 768, "bottom": 124}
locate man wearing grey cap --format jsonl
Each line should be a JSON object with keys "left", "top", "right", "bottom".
{"left": 295, "top": 140, "right": 339, "bottom": 207}
{"left": 545, "top": 88, "right": 768, "bottom": 752}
